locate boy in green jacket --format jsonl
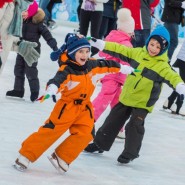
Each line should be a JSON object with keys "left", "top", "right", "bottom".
{"left": 85, "top": 25, "right": 185, "bottom": 164}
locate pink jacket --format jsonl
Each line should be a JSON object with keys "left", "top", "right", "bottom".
{"left": 99, "top": 30, "right": 132, "bottom": 84}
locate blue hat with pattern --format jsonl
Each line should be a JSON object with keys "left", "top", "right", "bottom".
{"left": 67, "top": 35, "right": 91, "bottom": 61}
{"left": 145, "top": 25, "right": 170, "bottom": 56}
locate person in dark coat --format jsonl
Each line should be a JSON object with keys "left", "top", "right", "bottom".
{"left": 99, "top": 0, "right": 122, "bottom": 39}
{"left": 161, "top": 0, "right": 184, "bottom": 61}
{"left": 6, "top": 6, "right": 58, "bottom": 102}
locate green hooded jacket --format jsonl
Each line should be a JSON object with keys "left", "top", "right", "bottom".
{"left": 103, "top": 27, "right": 183, "bottom": 112}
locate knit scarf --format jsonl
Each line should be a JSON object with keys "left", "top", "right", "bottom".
{"left": 7, "top": 0, "right": 31, "bottom": 37}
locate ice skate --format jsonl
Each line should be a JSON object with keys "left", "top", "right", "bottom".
{"left": 48, "top": 152, "right": 69, "bottom": 174}
{"left": 6, "top": 90, "right": 25, "bottom": 101}
{"left": 170, "top": 104, "right": 185, "bottom": 116}
{"left": 117, "top": 154, "right": 132, "bottom": 164}
{"left": 163, "top": 99, "right": 169, "bottom": 109}
{"left": 47, "top": 19, "right": 57, "bottom": 30}
{"left": 84, "top": 143, "right": 104, "bottom": 153}
{"left": 13, "top": 155, "right": 30, "bottom": 172}
{"left": 117, "top": 128, "right": 125, "bottom": 139}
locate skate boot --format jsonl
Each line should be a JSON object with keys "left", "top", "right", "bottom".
{"left": 84, "top": 142, "right": 104, "bottom": 153}
{"left": 13, "top": 155, "right": 30, "bottom": 172}
{"left": 47, "top": 19, "right": 57, "bottom": 29}
{"left": 48, "top": 152, "right": 69, "bottom": 173}
{"left": 6, "top": 90, "right": 24, "bottom": 98}
{"left": 117, "top": 127, "right": 125, "bottom": 139}
{"left": 117, "top": 154, "right": 132, "bottom": 164}
{"left": 30, "top": 91, "right": 39, "bottom": 102}
{"left": 163, "top": 99, "right": 169, "bottom": 109}
{"left": 171, "top": 104, "right": 185, "bottom": 116}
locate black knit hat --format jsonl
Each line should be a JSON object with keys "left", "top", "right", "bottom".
{"left": 150, "top": 35, "right": 168, "bottom": 53}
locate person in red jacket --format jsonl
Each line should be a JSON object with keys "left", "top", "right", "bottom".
{"left": 122, "top": 0, "right": 160, "bottom": 47}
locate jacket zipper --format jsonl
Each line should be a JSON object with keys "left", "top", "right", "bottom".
{"left": 134, "top": 78, "right": 142, "bottom": 89}
{"left": 58, "top": 103, "right": 67, "bottom": 119}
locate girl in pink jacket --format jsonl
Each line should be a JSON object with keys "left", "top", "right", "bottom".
{"left": 92, "top": 8, "right": 135, "bottom": 139}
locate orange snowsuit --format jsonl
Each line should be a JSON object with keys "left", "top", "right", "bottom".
{"left": 19, "top": 53, "right": 121, "bottom": 164}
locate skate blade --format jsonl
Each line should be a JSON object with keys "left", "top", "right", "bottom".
{"left": 116, "top": 135, "right": 125, "bottom": 139}
{"left": 47, "top": 156, "right": 65, "bottom": 175}
{"left": 12, "top": 164, "right": 26, "bottom": 172}
{"left": 6, "top": 96, "right": 25, "bottom": 101}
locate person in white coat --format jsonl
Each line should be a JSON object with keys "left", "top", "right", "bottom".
{"left": 0, "top": 0, "right": 40, "bottom": 74}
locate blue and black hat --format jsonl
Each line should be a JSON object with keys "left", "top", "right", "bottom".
{"left": 145, "top": 25, "right": 170, "bottom": 56}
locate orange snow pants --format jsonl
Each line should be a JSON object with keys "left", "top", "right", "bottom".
{"left": 19, "top": 99, "right": 94, "bottom": 164}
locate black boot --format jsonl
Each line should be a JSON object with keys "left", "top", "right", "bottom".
{"left": 30, "top": 91, "right": 39, "bottom": 102}
{"left": 117, "top": 154, "right": 132, "bottom": 164}
{"left": 6, "top": 90, "right": 24, "bottom": 98}
{"left": 84, "top": 142, "right": 104, "bottom": 153}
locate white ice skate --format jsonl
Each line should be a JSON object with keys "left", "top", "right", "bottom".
{"left": 117, "top": 130, "right": 125, "bottom": 139}
{"left": 170, "top": 104, "right": 185, "bottom": 116}
{"left": 13, "top": 155, "right": 30, "bottom": 172}
{"left": 48, "top": 152, "right": 69, "bottom": 174}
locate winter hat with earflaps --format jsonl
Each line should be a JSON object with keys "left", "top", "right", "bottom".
{"left": 117, "top": 8, "right": 135, "bottom": 35}
{"left": 145, "top": 25, "right": 170, "bottom": 56}
{"left": 50, "top": 33, "right": 91, "bottom": 61}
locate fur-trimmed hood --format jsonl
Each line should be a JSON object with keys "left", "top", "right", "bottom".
{"left": 32, "top": 8, "right": 45, "bottom": 24}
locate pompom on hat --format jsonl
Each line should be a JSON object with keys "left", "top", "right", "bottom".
{"left": 50, "top": 33, "right": 91, "bottom": 61}
{"left": 117, "top": 8, "right": 135, "bottom": 35}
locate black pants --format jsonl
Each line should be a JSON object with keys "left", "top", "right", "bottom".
{"left": 80, "top": 9, "right": 103, "bottom": 56}
{"left": 47, "top": 0, "right": 62, "bottom": 19}
{"left": 94, "top": 102, "right": 148, "bottom": 159}
{"left": 99, "top": 16, "right": 117, "bottom": 39}
{"left": 14, "top": 54, "right": 39, "bottom": 93}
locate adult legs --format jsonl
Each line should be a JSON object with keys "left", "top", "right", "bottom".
{"left": 39, "top": 0, "right": 50, "bottom": 22}
{"left": 164, "top": 22, "right": 179, "bottom": 61}
{"left": 79, "top": 9, "right": 91, "bottom": 36}
{"left": 90, "top": 11, "right": 103, "bottom": 56}
{"left": 132, "top": 29, "right": 150, "bottom": 47}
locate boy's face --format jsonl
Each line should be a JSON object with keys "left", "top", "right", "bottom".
{"left": 75, "top": 48, "right": 90, "bottom": 65}
{"left": 147, "top": 38, "right": 161, "bottom": 56}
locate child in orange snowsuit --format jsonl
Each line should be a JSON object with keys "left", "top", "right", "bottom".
{"left": 14, "top": 34, "right": 135, "bottom": 173}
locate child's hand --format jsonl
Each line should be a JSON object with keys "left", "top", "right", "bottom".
{"left": 88, "top": 37, "right": 105, "bottom": 51}
{"left": 120, "top": 65, "right": 141, "bottom": 74}
{"left": 37, "top": 84, "right": 58, "bottom": 103}
{"left": 22, "top": 11, "right": 29, "bottom": 20}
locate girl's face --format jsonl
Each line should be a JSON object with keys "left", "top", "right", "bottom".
{"left": 22, "top": 11, "right": 29, "bottom": 20}
{"left": 75, "top": 48, "right": 90, "bottom": 65}
{"left": 147, "top": 38, "right": 161, "bottom": 56}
